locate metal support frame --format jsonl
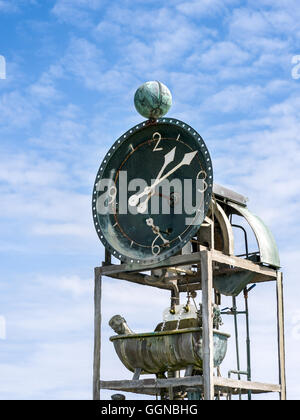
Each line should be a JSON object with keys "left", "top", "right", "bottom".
{"left": 93, "top": 269, "right": 102, "bottom": 401}
{"left": 244, "top": 287, "right": 252, "bottom": 400}
{"left": 222, "top": 285, "right": 256, "bottom": 401}
{"left": 200, "top": 251, "right": 214, "bottom": 400}
{"left": 92, "top": 247, "right": 286, "bottom": 400}
{"left": 276, "top": 271, "right": 286, "bottom": 400}
{"left": 232, "top": 296, "right": 242, "bottom": 400}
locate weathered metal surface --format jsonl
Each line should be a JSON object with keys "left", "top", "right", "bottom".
{"left": 213, "top": 183, "right": 248, "bottom": 207}
{"left": 99, "top": 249, "right": 278, "bottom": 279}
{"left": 214, "top": 272, "right": 256, "bottom": 297}
{"left": 109, "top": 315, "right": 133, "bottom": 335}
{"left": 100, "top": 376, "right": 281, "bottom": 396}
{"left": 210, "top": 200, "right": 234, "bottom": 255}
{"left": 110, "top": 328, "right": 230, "bottom": 375}
{"left": 227, "top": 202, "right": 280, "bottom": 268}
{"left": 93, "top": 272, "right": 102, "bottom": 401}
{"left": 134, "top": 81, "right": 172, "bottom": 119}
{"left": 92, "top": 118, "right": 213, "bottom": 265}
{"left": 276, "top": 272, "right": 287, "bottom": 400}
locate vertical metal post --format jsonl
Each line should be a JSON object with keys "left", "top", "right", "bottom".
{"left": 200, "top": 250, "right": 214, "bottom": 400}
{"left": 232, "top": 296, "right": 241, "bottom": 378}
{"left": 244, "top": 289, "right": 252, "bottom": 400}
{"left": 93, "top": 268, "right": 102, "bottom": 400}
{"left": 104, "top": 249, "right": 111, "bottom": 265}
{"left": 276, "top": 272, "right": 286, "bottom": 400}
{"left": 232, "top": 296, "right": 242, "bottom": 400}
{"left": 170, "top": 287, "right": 180, "bottom": 311}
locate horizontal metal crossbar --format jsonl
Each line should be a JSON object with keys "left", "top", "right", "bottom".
{"left": 97, "top": 249, "right": 277, "bottom": 283}
{"left": 100, "top": 376, "right": 281, "bottom": 397}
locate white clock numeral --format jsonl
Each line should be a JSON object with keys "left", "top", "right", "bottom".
{"left": 152, "top": 243, "right": 161, "bottom": 256}
{"left": 108, "top": 185, "right": 117, "bottom": 204}
{"left": 146, "top": 217, "right": 169, "bottom": 256}
{"left": 152, "top": 132, "right": 163, "bottom": 152}
{"left": 197, "top": 170, "right": 208, "bottom": 193}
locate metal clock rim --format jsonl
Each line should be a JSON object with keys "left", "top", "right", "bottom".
{"left": 92, "top": 117, "right": 213, "bottom": 266}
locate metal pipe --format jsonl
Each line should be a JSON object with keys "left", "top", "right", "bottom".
{"left": 225, "top": 286, "right": 255, "bottom": 401}
{"left": 170, "top": 284, "right": 180, "bottom": 313}
{"left": 232, "top": 296, "right": 242, "bottom": 400}
{"left": 228, "top": 370, "right": 248, "bottom": 376}
{"left": 244, "top": 287, "right": 252, "bottom": 400}
{"left": 221, "top": 309, "right": 246, "bottom": 315}
{"left": 236, "top": 251, "right": 259, "bottom": 258}
{"left": 231, "top": 224, "right": 249, "bottom": 258}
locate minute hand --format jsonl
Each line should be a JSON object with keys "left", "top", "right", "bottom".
{"left": 137, "top": 150, "right": 198, "bottom": 201}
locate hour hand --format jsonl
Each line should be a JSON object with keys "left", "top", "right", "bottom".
{"left": 157, "top": 146, "right": 176, "bottom": 179}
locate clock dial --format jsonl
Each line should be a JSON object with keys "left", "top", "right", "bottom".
{"left": 92, "top": 118, "right": 213, "bottom": 265}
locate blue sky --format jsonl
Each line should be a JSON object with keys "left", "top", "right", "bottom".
{"left": 0, "top": 0, "right": 300, "bottom": 400}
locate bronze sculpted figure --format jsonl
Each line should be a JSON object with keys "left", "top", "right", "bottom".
{"left": 109, "top": 315, "right": 133, "bottom": 335}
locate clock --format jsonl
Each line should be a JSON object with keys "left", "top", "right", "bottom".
{"left": 92, "top": 117, "right": 213, "bottom": 265}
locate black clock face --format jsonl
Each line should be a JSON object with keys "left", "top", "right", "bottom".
{"left": 92, "top": 118, "right": 213, "bottom": 265}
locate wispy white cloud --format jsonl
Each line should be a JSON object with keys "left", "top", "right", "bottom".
{"left": 0, "top": 149, "right": 96, "bottom": 252}
{"left": 32, "top": 223, "right": 94, "bottom": 238}
{"left": 0, "top": 90, "right": 40, "bottom": 128}
{"left": 194, "top": 41, "right": 251, "bottom": 68}
{"left": 228, "top": 5, "right": 300, "bottom": 44}
{"left": 28, "top": 72, "right": 61, "bottom": 101}
{"left": 0, "top": 188, "right": 89, "bottom": 223}
{"left": 177, "top": 0, "right": 239, "bottom": 17}
{"left": 52, "top": 0, "right": 107, "bottom": 27}
{"left": 0, "top": 153, "right": 68, "bottom": 187}
{"left": 36, "top": 274, "right": 92, "bottom": 297}
{"left": 202, "top": 84, "right": 265, "bottom": 113}
{"left": 0, "top": 0, "right": 19, "bottom": 13}
{"left": 0, "top": 0, "right": 38, "bottom": 14}
{"left": 229, "top": 8, "right": 271, "bottom": 38}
